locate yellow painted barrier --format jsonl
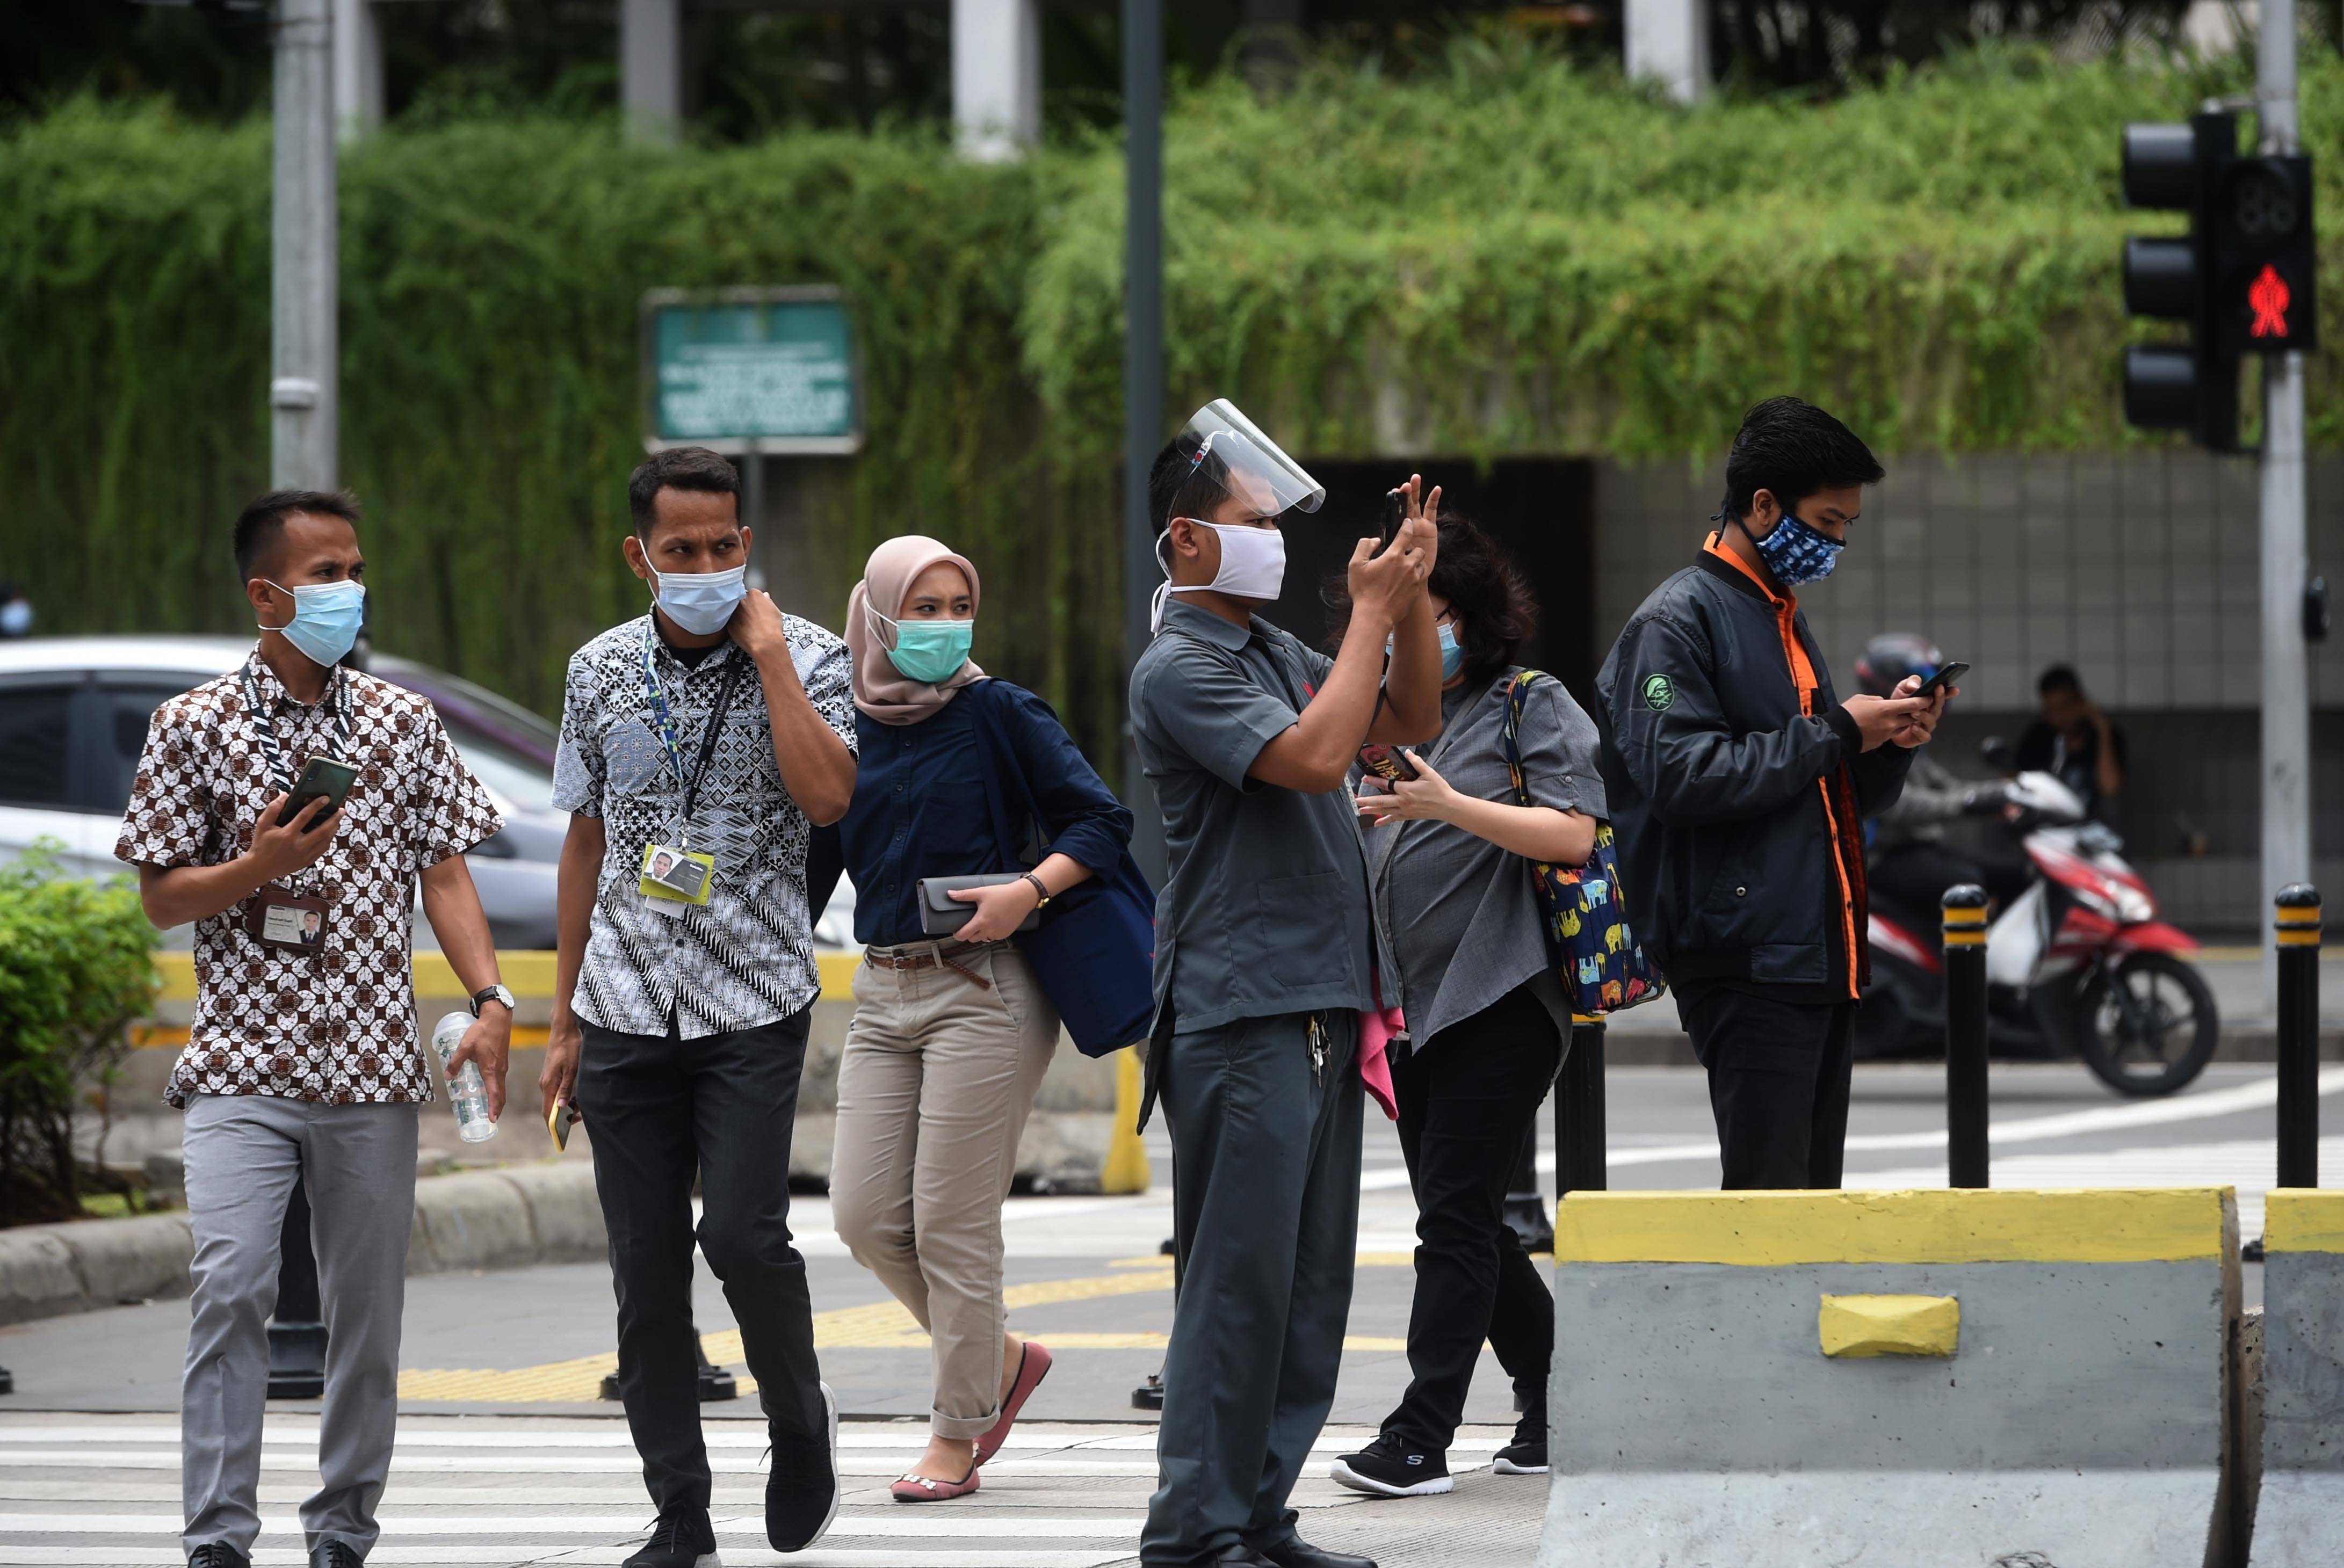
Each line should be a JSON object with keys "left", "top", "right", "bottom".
{"left": 1558, "top": 1187, "right": 2229, "bottom": 1266}
{"left": 1817, "top": 1294, "right": 1960, "bottom": 1359}
{"left": 1100, "top": 1048, "right": 1152, "bottom": 1195}
{"left": 149, "top": 948, "right": 861, "bottom": 1019}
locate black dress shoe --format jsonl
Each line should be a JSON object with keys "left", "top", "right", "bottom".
{"left": 1206, "top": 1550, "right": 1278, "bottom": 1567}
{"left": 187, "top": 1546, "right": 250, "bottom": 1568}
{"left": 308, "top": 1544, "right": 364, "bottom": 1568}
{"left": 1258, "top": 1538, "right": 1376, "bottom": 1568}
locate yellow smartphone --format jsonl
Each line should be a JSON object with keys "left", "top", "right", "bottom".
{"left": 547, "top": 1101, "right": 580, "bottom": 1151}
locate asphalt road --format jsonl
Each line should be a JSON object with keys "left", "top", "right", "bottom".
{"left": 0, "top": 1057, "right": 2326, "bottom": 1566}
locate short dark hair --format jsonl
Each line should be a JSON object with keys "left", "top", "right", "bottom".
{"left": 629, "top": 447, "right": 741, "bottom": 539}
{"left": 1719, "top": 396, "right": 1884, "bottom": 524}
{"left": 1148, "top": 433, "right": 1236, "bottom": 536}
{"left": 1323, "top": 513, "right": 1537, "bottom": 686}
{"left": 234, "top": 489, "right": 360, "bottom": 582}
{"left": 2038, "top": 664, "right": 2084, "bottom": 697}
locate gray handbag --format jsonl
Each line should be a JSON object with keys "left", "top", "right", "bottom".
{"left": 915, "top": 873, "right": 1041, "bottom": 938}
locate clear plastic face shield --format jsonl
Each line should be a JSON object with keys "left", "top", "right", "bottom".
{"left": 1153, "top": 400, "right": 1326, "bottom": 629}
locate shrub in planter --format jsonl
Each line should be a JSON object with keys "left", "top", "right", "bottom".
{"left": 0, "top": 844, "right": 159, "bottom": 1225}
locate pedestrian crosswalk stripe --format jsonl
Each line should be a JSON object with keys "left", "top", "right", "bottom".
{"left": 0, "top": 1513, "right": 1152, "bottom": 1537}
{"left": 0, "top": 1551, "right": 1130, "bottom": 1567}
{"left": 0, "top": 1427, "right": 1503, "bottom": 1454}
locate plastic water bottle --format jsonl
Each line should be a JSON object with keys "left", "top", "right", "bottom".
{"left": 431, "top": 1011, "right": 497, "bottom": 1144}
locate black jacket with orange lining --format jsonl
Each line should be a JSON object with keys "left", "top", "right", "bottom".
{"left": 1595, "top": 547, "right": 1915, "bottom": 999}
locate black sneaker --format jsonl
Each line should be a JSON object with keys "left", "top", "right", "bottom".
{"left": 1492, "top": 1436, "right": 1549, "bottom": 1474}
{"left": 1329, "top": 1433, "right": 1452, "bottom": 1498}
{"left": 187, "top": 1547, "right": 251, "bottom": 1568}
{"left": 623, "top": 1506, "right": 718, "bottom": 1568}
{"left": 766, "top": 1380, "right": 841, "bottom": 1552}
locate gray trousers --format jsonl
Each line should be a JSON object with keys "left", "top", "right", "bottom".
{"left": 181, "top": 1093, "right": 419, "bottom": 1560}
{"left": 1142, "top": 1011, "right": 1363, "bottom": 1566}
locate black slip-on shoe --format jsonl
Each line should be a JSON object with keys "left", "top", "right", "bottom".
{"left": 766, "top": 1380, "right": 842, "bottom": 1552}
{"left": 1258, "top": 1536, "right": 1377, "bottom": 1568}
{"left": 187, "top": 1546, "right": 251, "bottom": 1568}
{"left": 1492, "top": 1436, "right": 1550, "bottom": 1474}
{"left": 1328, "top": 1433, "right": 1453, "bottom": 1498}
{"left": 622, "top": 1506, "right": 719, "bottom": 1568}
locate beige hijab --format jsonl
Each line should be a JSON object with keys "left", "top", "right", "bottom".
{"left": 847, "top": 535, "right": 986, "bottom": 725}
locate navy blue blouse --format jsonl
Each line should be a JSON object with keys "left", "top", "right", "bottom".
{"left": 840, "top": 679, "right": 1133, "bottom": 948}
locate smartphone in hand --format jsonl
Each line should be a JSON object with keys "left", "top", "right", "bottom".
{"left": 277, "top": 756, "right": 359, "bottom": 830}
{"left": 1912, "top": 660, "right": 1970, "bottom": 699}
{"left": 1358, "top": 743, "right": 1421, "bottom": 783}
{"left": 1376, "top": 489, "right": 1407, "bottom": 555}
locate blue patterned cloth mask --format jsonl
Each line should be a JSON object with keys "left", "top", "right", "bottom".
{"left": 1735, "top": 509, "right": 1843, "bottom": 588}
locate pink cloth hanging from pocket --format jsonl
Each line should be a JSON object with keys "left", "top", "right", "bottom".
{"left": 1357, "top": 981, "right": 1402, "bottom": 1122}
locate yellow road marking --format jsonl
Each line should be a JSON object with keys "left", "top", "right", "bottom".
{"left": 401, "top": 1260, "right": 1417, "bottom": 1403}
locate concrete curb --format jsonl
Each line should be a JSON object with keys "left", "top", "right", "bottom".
{"left": 0, "top": 1161, "right": 607, "bottom": 1325}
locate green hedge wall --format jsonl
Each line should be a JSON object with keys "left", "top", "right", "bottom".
{"left": 4, "top": 41, "right": 2339, "bottom": 757}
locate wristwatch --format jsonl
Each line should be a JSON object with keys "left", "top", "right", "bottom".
{"left": 470, "top": 983, "right": 517, "bottom": 1018}
{"left": 1019, "top": 872, "right": 1052, "bottom": 910}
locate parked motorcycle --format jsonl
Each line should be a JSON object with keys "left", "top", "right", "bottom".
{"left": 1860, "top": 762, "right": 2219, "bottom": 1097}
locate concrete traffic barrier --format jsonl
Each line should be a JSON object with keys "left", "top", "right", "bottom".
{"left": 1543, "top": 1187, "right": 2242, "bottom": 1568}
{"left": 2251, "top": 1187, "right": 2344, "bottom": 1566}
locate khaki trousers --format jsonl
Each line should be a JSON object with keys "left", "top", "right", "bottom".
{"left": 831, "top": 941, "right": 1059, "bottom": 1439}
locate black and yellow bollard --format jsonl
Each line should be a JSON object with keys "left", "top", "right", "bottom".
{"left": 2276, "top": 885, "right": 2321, "bottom": 1190}
{"left": 1556, "top": 1015, "right": 1609, "bottom": 1200}
{"left": 1943, "top": 886, "right": 1991, "bottom": 1189}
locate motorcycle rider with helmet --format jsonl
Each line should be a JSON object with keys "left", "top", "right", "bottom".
{"left": 1855, "top": 633, "right": 2027, "bottom": 918}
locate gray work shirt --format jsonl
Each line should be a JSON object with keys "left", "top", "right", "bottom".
{"left": 1367, "top": 669, "right": 1608, "bottom": 1048}
{"left": 1130, "top": 599, "right": 1376, "bottom": 1035}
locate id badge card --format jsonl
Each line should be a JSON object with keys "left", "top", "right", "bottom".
{"left": 639, "top": 843, "right": 715, "bottom": 909}
{"left": 247, "top": 885, "right": 332, "bottom": 954}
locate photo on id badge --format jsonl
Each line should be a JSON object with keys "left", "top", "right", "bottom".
{"left": 639, "top": 843, "right": 714, "bottom": 908}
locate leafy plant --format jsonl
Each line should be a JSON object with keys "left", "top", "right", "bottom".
{"left": 0, "top": 845, "right": 160, "bottom": 1226}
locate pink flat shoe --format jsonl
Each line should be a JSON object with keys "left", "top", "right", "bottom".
{"left": 973, "top": 1340, "right": 1054, "bottom": 1467}
{"left": 890, "top": 1465, "right": 980, "bottom": 1503}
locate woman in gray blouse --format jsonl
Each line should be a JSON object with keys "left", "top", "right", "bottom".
{"left": 1326, "top": 515, "right": 1607, "bottom": 1501}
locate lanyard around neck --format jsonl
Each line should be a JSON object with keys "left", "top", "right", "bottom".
{"left": 239, "top": 658, "right": 353, "bottom": 795}
{"left": 640, "top": 627, "right": 748, "bottom": 845}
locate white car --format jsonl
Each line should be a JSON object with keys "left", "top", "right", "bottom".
{"left": 0, "top": 636, "right": 563, "bottom": 948}
{"left": 0, "top": 635, "right": 857, "bottom": 950}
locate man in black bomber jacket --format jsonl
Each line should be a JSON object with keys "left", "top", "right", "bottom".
{"left": 1596, "top": 397, "right": 1955, "bottom": 1189}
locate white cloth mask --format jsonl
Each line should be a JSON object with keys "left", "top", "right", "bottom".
{"left": 1153, "top": 522, "right": 1287, "bottom": 631}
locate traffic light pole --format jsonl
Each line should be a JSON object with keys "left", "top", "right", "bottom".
{"left": 2259, "top": 0, "right": 2310, "bottom": 1015}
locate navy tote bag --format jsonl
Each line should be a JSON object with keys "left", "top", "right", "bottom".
{"left": 965, "top": 681, "right": 1158, "bottom": 1057}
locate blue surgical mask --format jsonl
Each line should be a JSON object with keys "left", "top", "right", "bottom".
{"left": 1384, "top": 622, "right": 1467, "bottom": 681}
{"left": 260, "top": 579, "right": 366, "bottom": 668}
{"left": 1740, "top": 510, "right": 1843, "bottom": 588}
{"left": 882, "top": 616, "right": 975, "bottom": 685}
{"left": 653, "top": 564, "right": 747, "bottom": 636}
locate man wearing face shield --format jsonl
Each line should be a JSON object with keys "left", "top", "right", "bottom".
{"left": 1129, "top": 402, "right": 1445, "bottom": 1568}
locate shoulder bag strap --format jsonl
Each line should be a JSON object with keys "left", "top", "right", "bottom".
{"left": 1498, "top": 670, "right": 1541, "bottom": 816}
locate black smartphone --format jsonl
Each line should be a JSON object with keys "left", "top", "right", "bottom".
{"left": 1358, "top": 743, "right": 1421, "bottom": 782}
{"left": 278, "top": 756, "right": 359, "bottom": 830}
{"left": 1913, "top": 660, "right": 1970, "bottom": 699}
{"left": 1379, "top": 489, "right": 1407, "bottom": 552}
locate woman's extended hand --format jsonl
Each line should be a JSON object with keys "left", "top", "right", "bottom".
{"left": 947, "top": 878, "right": 1041, "bottom": 945}
{"left": 1354, "top": 751, "right": 1462, "bottom": 827}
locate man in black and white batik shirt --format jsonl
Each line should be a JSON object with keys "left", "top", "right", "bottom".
{"left": 542, "top": 447, "right": 858, "bottom": 1567}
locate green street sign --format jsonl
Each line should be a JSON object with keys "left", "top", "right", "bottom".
{"left": 641, "top": 287, "right": 862, "bottom": 454}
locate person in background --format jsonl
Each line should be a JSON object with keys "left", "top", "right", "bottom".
{"left": 1325, "top": 516, "right": 1602, "bottom": 1499}
{"left": 829, "top": 535, "right": 1133, "bottom": 1502}
{"left": 0, "top": 582, "right": 30, "bottom": 637}
{"left": 539, "top": 447, "right": 856, "bottom": 1567}
{"left": 2014, "top": 664, "right": 2126, "bottom": 822}
{"left": 1597, "top": 397, "right": 1947, "bottom": 1190}
{"left": 117, "top": 490, "right": 510, "bottom": 1568}
{"left": 1130, "top": 398, "right": 1442, "bottom": 1568}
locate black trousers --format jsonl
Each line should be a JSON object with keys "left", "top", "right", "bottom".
{"left": 1680, "top": 988, "right": 1855, "bottom": 1189}
{"left": 577, "top": 1008, "right": 826, "bottom": 1512}
{"left": 1383, "top": 984, "right": 1561, "bottom": 1456}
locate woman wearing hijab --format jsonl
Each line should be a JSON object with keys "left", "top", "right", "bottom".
{"left": 830, "top": 536, "right": 1134, "bottom": 1502}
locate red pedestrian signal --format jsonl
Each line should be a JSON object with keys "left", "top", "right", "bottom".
{"left": 2249, "top": 263, "right": 2292, "bottom": 339}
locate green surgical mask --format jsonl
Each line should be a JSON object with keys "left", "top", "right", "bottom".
{"left": 885, "top": 617, "right": 974, "bottom": 684}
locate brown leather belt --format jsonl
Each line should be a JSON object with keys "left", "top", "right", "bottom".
{"left": 863, "top": 940, "right": 993, "bottom": 989}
